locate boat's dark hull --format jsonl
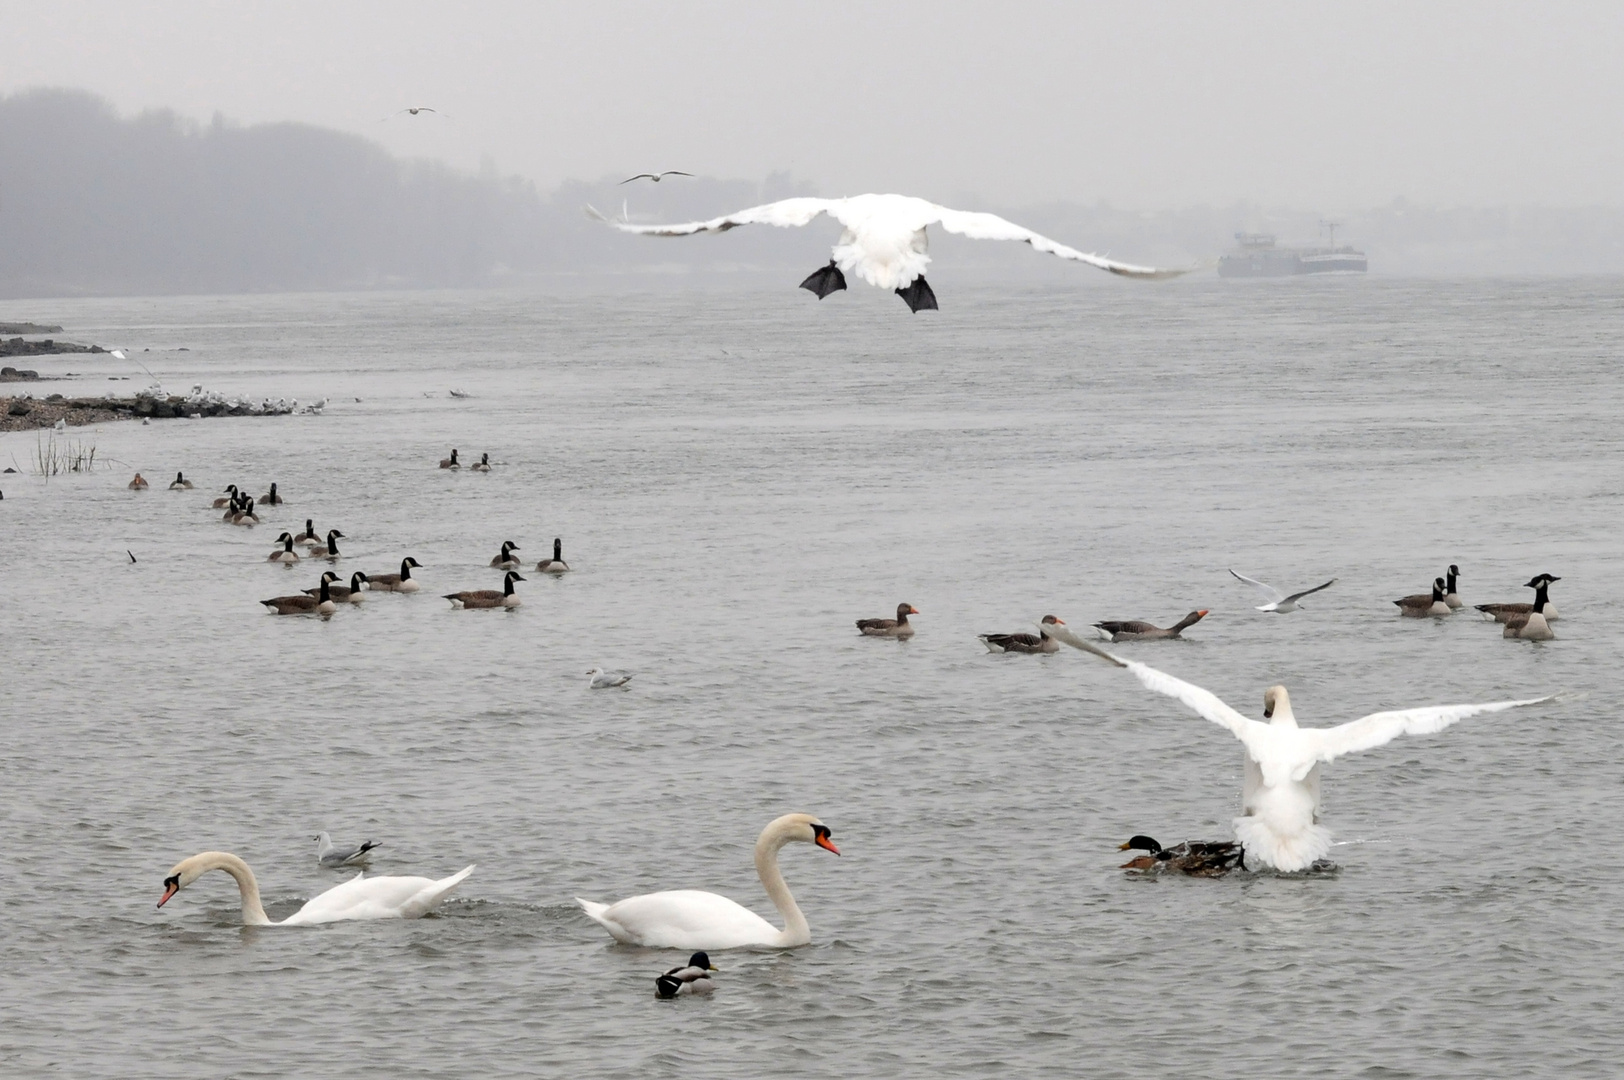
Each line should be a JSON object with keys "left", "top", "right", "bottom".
{"left": 1219, "top": 248, "right": 1368, "bottom": 277}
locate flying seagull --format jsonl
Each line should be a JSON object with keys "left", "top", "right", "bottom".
{"left": 1046, "top": 622, "right": 1553, "bottom": 872}
{"left": 381, "top": 107, "right": 451, "bottom": 121}
{"left": 620, "top": 171, "right": 693, "bottom": 184}
{"left": 1228, "top": 569, "right": 1338, "bottom": 613}
{"left": 586, "top": 193, "right": 1189, "bottom": 312}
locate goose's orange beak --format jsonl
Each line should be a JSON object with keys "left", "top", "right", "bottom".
{"left": 157, "top": 881, "right": 179, "bottom": 908}
{"left": 815, "top": 834, "right": 841, "bottom": 855}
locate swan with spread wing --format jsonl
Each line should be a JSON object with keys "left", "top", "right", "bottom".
{"left": 588, "top": 193, "right": 1188, "bottom": 311}
{"left": 1046, "top": 623, "right": 1552, "bottom": 872}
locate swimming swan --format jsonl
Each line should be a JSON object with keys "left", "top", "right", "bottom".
{"left": 157, "top": 850, "right": 473, "bottom": 925}
{"left": 576, "top": 813, "right": 839, "bottom": 950}
{"left": 1047, "top": 623, "right": 1552, "bottom": 872}
{"left": 589, "top": 193, "right": 1187, "bottom": 311}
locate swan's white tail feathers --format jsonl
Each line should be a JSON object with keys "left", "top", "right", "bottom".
{"left": 1233, "top": 815, "right": 1333, "bottom": 873}
{"left": 576, "top": 898, "right": 611, "bottom": 923}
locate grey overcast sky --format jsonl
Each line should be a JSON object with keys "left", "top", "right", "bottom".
{"left": 4, "top": 1, "right": 1621, "bottom": 209}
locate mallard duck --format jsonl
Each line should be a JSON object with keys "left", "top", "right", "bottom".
{"left": 1502, "top": 578, "right": 1556, "bottom": 641}
{"left": 1394, "top": 578, "right": 1451, "bottom": 617}
{"left": 445, "top": 571, "right": 524, "bottom": 609}
{"left": 1117, "top": 835, "right": 1245, "bottom": 876}
{"left": 261, "top": 576, "right": 337, "bottom": 615}
{"left": 211, "top": 484, "right": 239, "bottom": 508}
{"left": 168, "top": 471, "right": 193, "bottom": 490}
{"left": 656, "top": 952, "right": 718, "bottom": 998}
{"left": 1092, "top": 610, "right": 1208, "bottom": 641}
{"left": 1476, "top": 574, "right": 1561, "bottom": 623}
{"left": 128, "top": 473, "right": 149, "bottom": 490}
{"left": 979, "top": 614, "right": 1064, "bottom": 653}
{"left": 858, "top": 602, "right": 919, "bottom": 638}
{"left": 267, "top": 532, "right": 301, "bottom": 563}
{"left": 367, "top": 557, "right": 423, "bottom": 592}
{"left": 439, "top": 449, "right": 460, "bottom": 469}
{"left": 489, "top": 540, "right": 521, "bottom": 569}
{"left": 470, "top": 452, "right": 491, "bottom": 472}
{"left": 1443, "top": 564, "right": 1463, "bottom": 609}
{"left": 535, "top": 537, "right": 570, "bottom": 574}
{"left": 304, "top": 571, "right": 369, "bottom": 603}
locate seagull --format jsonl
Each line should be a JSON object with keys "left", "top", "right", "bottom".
{"left": 620, "top": 171, "right": 693, "bottom": 184}
{"left": 382, "top": 107, "right": 451, "bottom": 121}
{"left": 1228, "top": 570, "right": 1337, "bottom": 613}
{"left": 1046, "top": 623, "right": 1553, "bottom": 872}
{"left": 586, "top": 667, "right": 633, "bottom": 689}
{"left": 314, "top": 831, "right": 382, "bottom": 868}
{"left": 587, "top": 193, "right": 1189, "bottom": 312}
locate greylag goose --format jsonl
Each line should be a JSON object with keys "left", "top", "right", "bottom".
{"left": 1093, "top": 610, "right": 1208, "bottom": 641}
{"left": 858, "top": 603, "right": 919, "bottom": 638}
{"left": 979, "top": 614, "right": 1065, "bottom": 653}
{"left": 445, "top": 570, "right": 524, "bottom": 609}
{"left": 1394, "top": 578, "right": 1451, "bottom": 617}
{"left": 1477, "top": 574, "right": 1561, "bottom": 623}
{"left": 128, "top": 473, "right": 149, "bottom": 490}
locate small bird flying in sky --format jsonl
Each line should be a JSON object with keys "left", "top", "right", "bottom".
{"left": 620, "top": 171, "right": 693, "bottom": 184}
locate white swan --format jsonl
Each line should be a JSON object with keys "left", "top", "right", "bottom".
{"left": 1047, "top": 624, "right": 1552, "bottom": 872}
{"left": 1228, "top": 569, "right": 1336, "bottom": 613}
{"left": 157, "top": 851, "right": 473, "bottom": 925}
{"left": 576, "top": 813, "right": 839, "bottom": 949}
{"left": 588, "top": 193, "right": 1187, "bottom": 311}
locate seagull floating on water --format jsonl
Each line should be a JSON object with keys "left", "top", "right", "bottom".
{"left": 588, "top": 193, "right": 1188, "bottom": 311}
{"left": 315, "top": 831, "right": 382, "bottom": 867}
{"left": 1228, "top": 569, "right": 1337, "bottom": 613}
{"left": 1047, "top": 622, "right": 1553, "bottom": 872}
{"left": 620, "top": 170, "right": 693, "bottom": 184}
{"left": 586, "top": 667, "right": 633, "bottom": 689}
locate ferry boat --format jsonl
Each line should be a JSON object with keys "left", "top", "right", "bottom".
{"left": 1217, "top": 224, "right": 1367, "bottom": 277}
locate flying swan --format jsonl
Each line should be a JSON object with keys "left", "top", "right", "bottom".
{"left": 157, "top": 851, "right": 473, "bottom": 925}
{"left": 587, "top": 193, "right": 1188, "bottom": 311}
{"left": 1046, "top": 624, "right": 1552, "bottom": 872}
{"left": 576, "top": 813, "right": 839, "bottom": 950}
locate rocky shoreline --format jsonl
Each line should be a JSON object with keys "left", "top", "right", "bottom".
{"left": 1, "top": 391, "right": 322, "bottom": 432}
{"left": 2, "top": 337, "right": 112, "bottom": 358}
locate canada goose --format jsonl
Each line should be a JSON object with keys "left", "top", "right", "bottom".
{"left": 1476, "top": 574, "right": 1561, "bottom": 623}
{"left": 535, "top": 537, "right": 570, "bottom": 574}
{"left": 259, "top": 482, "right": 283, "bottom": 505}
{"left": 1394, "top": 578, "right": 1451, "bottom": 617}
{"left": 857, "top": 603, "right": 919, "bottom": 638}
{"left": 267, "top": 533, "right": 301, "bottom": 563}
{"left": 308, "top": 530, "right": 344, "bottom": 559}
{"left": 444, "top": 570, "right": 524, "bottom": 609}
{"left": 367, "top": 557, "right": 423, "bottom": 592}
{"left": 168, "top": 471, "right": 193, "bottom": 490}
{"left": 1092, "top": 611, "right": 1208, "bottom": 641}
{"left": 303, "top": 571, "right": 369, "bottom": 603}
{"left": 128, "top": 473, "right": 149, "bottom": 490}
{"left": 1501, "top": 578, "right": 1557, "bottom": 640}
{"left": 470, "top": 453, "right": 491, "bottom": 472}
{"left": 1444, "top": 564, "right": 1463, "bottom": 609}
{"left": 979, "top": 615, "right": 1065, "bottom": 653}
{"left": 230, "top": 498, "right": 259, "bottom": 526}
{"left": 261, "top": 576, "right": 336, "bottom": 615}
{"left": 439, "top": 449, "right": 460, "bottom": 469}
{"left": 489, "top": 540, "right": 521, "bottom": 569}
{"left": 655, "top": 952, "right": 718, "bottom": 998}
{"left": 293, "top": 519, "right": 319, "bottom": 544}
{"left": 1117, "top": 835, "right": 1246, "bottom": 876}
{"left": 211, "top": 484, "right": 239, "bottom": 508}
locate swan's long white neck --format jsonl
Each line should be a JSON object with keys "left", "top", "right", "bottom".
{"left": 180, "top": 851, "right": 274, "bottom": 925}
{"left": 754, "top": 823, "right": 810, "bottom": 948}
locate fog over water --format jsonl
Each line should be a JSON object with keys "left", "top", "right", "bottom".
{"left": 2, "top": 279, "right": 1620, "bottom": 1077}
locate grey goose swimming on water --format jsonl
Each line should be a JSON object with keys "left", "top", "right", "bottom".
{"left": 1093, "top": 610, "right": 1208, "bottom": 642}
{"left": 979, "top": 615, "right": 1065, "bottom": 653}
{"left": 858, "top": 603, "right": 919, "bottom": 638}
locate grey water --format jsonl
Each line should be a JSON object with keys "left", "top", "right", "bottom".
{"left": 2, "top": 277, "right": 1621, "bottom": 1079}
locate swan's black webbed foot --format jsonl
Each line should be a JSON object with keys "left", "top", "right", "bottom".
{"left": 895, "top": 276, "right": 938, "bottom": 313}
{"left": 798, "top": 260, "right": 847, "bottom": 300}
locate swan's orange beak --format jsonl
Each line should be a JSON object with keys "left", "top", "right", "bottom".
{"left": 815, "top": 834, "right": 841, "bottom": 855}
{"left": 157, "top": 880, "right": 179, "bottom": 908}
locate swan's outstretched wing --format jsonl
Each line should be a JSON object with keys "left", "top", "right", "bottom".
{"left": 1309, "top": 696, "right": 1554, "bottom": 765}
{"left": 587, "top": 198, "right": 839, "bottom": 236}
{"left": 1283, "top": 579, "right": 1337, "bottom": 604}
{"left": 931, "top": 206, "right": 1189, "bottom": 279}
{"left": 1229, "top": 569, "right": 1284, "bottom": 604}
{"left": 1046, "top": 623, "right": 1262, "bottom": 745}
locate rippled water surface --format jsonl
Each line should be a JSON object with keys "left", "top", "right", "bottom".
{"left": 3, "top": 278, "right": 1622, "bottom": 1079}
